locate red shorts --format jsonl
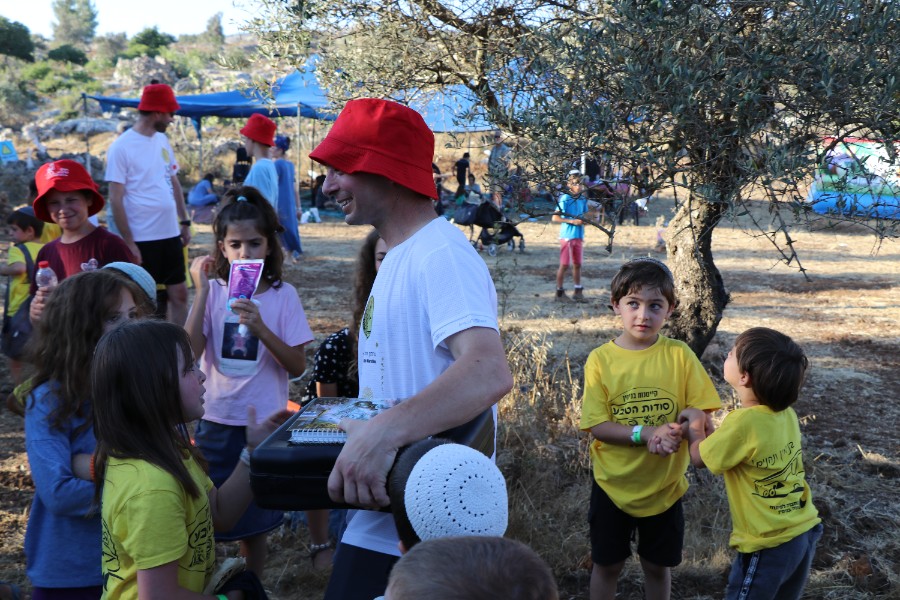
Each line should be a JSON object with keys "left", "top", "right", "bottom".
{"left": 559, "top": 238, "right": 584, "bottom": 266}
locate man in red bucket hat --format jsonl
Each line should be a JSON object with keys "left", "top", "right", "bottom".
{"left": 309, "top": 98, "right": 513, "bottom": 600}
{"left": 105, "top": 82, "right": 192, "bottom": 324}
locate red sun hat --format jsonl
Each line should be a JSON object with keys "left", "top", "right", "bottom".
{"left": 137, "top": 83, "right": 180, "bottom": 113}
{"left": 240, "top": 113, "right": 277, "bottom": 147}
{"left": 33, "top": 159, "right": 105, "bottom": 223}
{"left": 309, "top": 98, "right": 436, "bottom": 200}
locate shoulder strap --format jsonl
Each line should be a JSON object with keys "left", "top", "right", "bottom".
{"left": 17, "top": 243, "right": 34, "bottom": 284}
{"left": 5, "top": 243, "right": 34, "bottom": 312}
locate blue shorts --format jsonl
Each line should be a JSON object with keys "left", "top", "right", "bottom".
{"left": 588, "top": 479, "right": 684, "bottom": 567}
{"left": 726, "top": 522, "right": 823, "bottom": 600}
{"left": 194, "top": 419, "right": 283, "bottom": 541}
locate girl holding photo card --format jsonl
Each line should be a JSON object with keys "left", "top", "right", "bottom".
{"left": 185, "top": 187, "right": 314, "bottom": 577}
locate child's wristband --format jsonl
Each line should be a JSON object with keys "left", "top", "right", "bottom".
{"left": 216, "top": 594, "right": 228, "bottom": 600}
{"left": 631, "top": 425, "right": 644, "bottom": 445}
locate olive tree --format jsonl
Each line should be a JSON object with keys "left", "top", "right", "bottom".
{"left": 0, "top": 17, "right": 35, "bottom": 62}
{"left": 248, "top": 0, "right": 900, "bottom": 355}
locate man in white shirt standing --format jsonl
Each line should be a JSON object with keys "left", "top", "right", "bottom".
{"left": 105, "top": 83, "right": 191, "bottom": 323}
{"left": 309, "top": 98, "right": 514, "bottom": 600}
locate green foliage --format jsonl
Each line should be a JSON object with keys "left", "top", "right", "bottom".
{"left": 52, "top": 0, "right": 98, "bottom": 47}
{"left": 158, "top": 47, "right": 214, "bottom": 80}
{"left": 202, "top": 12, "right": 225, "bottom": 47}
{"left": 128, "top": 27, "right": 176, "bottom": 57}
{"left": 0, "top": 78, "right": 33, "bottom": 125}
{"left": 18, "top": 58, "right": 99, "bottom": 98}
{"left": 220, "top": 45, "right": 251, "bottom": 70}
{"left": 19, "top": 62, "right": 53, "bottom": 82}
{"left": 121, "top": 43, "right": 153, "bottom": 59}
{"left": 91, "top": 32, "right": 128, "bottom": 67}
{"left": 249, "top": 0, "right": 900, "bottom": 355}
{"left": 0, "top": 17, "right": 35, "bottom": 62}
{"left": 47, "top": 44, "right": 88, "bottom": 65}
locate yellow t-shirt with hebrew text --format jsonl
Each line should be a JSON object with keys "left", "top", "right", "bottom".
{"left": 101, "top": 455, "right": 215, "bottom": 600}
{"left": 6, "top": 241, "right": 43, "bottom": 316}
{"left": 580, "top": 335, "right": 721, "bottom": 517}
{"left": 699, "top": 405, "right": 820, "bottom": 553}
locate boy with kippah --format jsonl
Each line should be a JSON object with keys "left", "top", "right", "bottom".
{"left": 683, "top": 327, "right": 822, "bottom": 600}
{"left": 2, "top": 206, "right": 44, "bottom": 381}
{"left": 580, "top": 257, "right": 721, "bottom": 600}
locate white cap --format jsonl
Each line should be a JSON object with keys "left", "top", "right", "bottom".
{"left": 404, "top": 444, "right": 508, "bottom": 541}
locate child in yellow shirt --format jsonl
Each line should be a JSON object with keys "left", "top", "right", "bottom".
{"left": 684, "top": 327, "right": 822, "bottom": 600}
{"left": 580, "top": 257, "right": 721, "bottom": 600}
{"left": 1, "top": 206, "right": 45, "bottom": 382}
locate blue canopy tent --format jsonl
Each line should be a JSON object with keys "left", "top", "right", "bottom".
{"left": 83, "top": 69, "right": 334, "bottom": 173}
{"left": 398, "top": 85, "right": 495, "bottom": 134}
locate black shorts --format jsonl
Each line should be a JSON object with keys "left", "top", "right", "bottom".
{"left": 588, "top": 479, "right": 684, "bottom": 568}
{"left": 135, "top": 236, "right": 186, "bottom": 286}
{"left": 323, "top": 542, "right": 399, "bottom": 600}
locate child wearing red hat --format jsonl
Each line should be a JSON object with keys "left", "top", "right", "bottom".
{"left": 241, "top": 113, "right": 279, "bottom": 206}
{"left": 30, "top": 159, "right": 136, "bottom": 322}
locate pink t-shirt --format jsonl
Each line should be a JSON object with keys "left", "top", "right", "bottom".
{"left": 200, "top": 279, "right": 313, "bottom": 425}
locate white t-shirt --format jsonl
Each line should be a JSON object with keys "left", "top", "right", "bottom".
{"left": 105, "top": 129, "right": 180, "bottom": 242}
{"left": 243, "top": 158, "right": 279, "bottom": 207}
{"left": 342, "top": 217, "right": 500, "bottom": 556}
{"left": 199, "top": 279, "right": 313, "bottom": 425}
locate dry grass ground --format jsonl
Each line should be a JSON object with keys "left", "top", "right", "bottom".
{"left": 1, "top": 194, "right": 898, "bottom": 599}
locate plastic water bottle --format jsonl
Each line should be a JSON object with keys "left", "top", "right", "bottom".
{"left": 35, "top": 261, "right": 58, "bottom": 289}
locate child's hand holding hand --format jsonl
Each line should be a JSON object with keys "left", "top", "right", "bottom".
{"left": 647, "top": 423, "right": 683, "bottom": 456}
{"left": 245, "top": 405, "right": 294, "bottom": 451}
{"left": 677, "top": 408, "right": 714, "bottom": 444}
{"left": 189, "top": 255, "right": 214, "bottom": 291}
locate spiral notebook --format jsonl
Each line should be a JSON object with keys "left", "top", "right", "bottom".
{"left": 288, "top": 396, "right": 399, "bottom": 444}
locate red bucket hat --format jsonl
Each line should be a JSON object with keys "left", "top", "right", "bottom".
{"left": 33, "top": 159, "right": 105, "bottom": 223}
{"left": 309, "top": 98, "right": 436, "bottom": 200}
{"left": 138, "top": 83, "right": 180, "bottom": 113}
{"left": 240, "top": 113, "right": 277, "bottom": 147}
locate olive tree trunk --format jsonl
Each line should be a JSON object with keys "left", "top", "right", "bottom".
{"left": 665, "top": 196, "right": 730, "bottom": 357}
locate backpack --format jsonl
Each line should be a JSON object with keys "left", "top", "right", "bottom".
{"left": 1, "top": 244, "right": 35, "bottom": 360}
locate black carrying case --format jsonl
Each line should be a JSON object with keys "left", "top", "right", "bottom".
{"left": 249, "top": 401, "right": 496, "bottom": 511}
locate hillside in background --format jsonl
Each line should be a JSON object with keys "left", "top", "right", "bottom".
{"left": 0, "top": 12, "right": 320, "bottom": 208}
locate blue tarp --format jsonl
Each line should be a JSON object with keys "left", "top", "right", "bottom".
{"left": 84, "top": 69, "right": 334, "bottom": 134}
{"left": 397, "top": 86, "right": 495, "bottom": 133}
{"left": 85, "top": 64, "right": 496, "bottom": 134}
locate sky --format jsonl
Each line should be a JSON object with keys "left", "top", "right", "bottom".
{"left": 1, "top": 0, "right": 259, "bottom": 39}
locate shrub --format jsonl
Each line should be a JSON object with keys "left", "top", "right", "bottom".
{"left": 48, "top": 44, "right": 88, "bottom": 66}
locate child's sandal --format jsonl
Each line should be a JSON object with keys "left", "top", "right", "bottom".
{"left": 309, "top": 541, "right": 334, "bottom": 571}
